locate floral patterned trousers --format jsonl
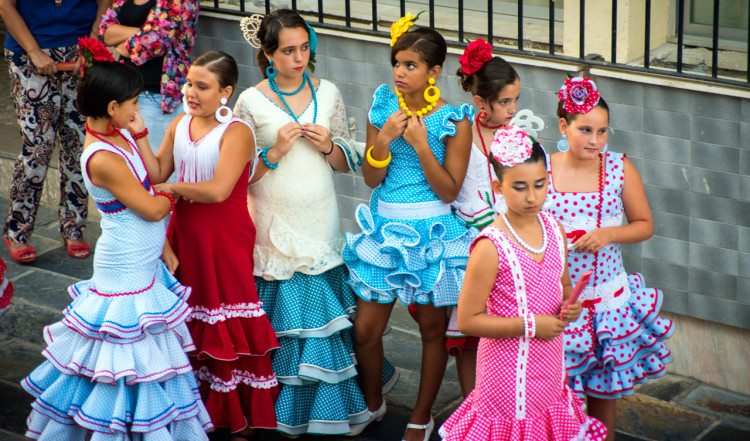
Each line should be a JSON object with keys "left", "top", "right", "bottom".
{"left": 4, "top": 46, "right": 88, "bottom": 243}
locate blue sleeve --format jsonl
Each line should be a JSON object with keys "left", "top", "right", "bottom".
{"left": 438, "top": 103, "right": 475, "bottom": 142}
{"left": 368, "top": 84, "right": 398, "bottom": 130}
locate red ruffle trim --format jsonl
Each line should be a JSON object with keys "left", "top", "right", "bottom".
{"left": 188, "top": 315, "right": 279, "bottom": 361}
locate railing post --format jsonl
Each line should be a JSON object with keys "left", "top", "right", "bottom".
{"left": 318, "top": 0, "right": 324, "bottom": 23}
{"left": 458, "top": 0, "right": 464, "bottom": 43}
{"left": 579, "top": 0, "right": 585, "bottom": 59}
{"left": 488, "top": 0, "right": 493, "bottom": 44}
{"left": 644, "top": 0, "right": 651, "bottom": 69}
{"left": 518, "top": 0, "right": 524, "bottom": 51}
{"left": 549, "top": 0, "right": 555, "bottom": 55}
{"left": 677, "top": 0, "right": 684, "bottom": 73}
{"left": 372, "top": 1, "right": 377, "bottom": 31}
{"left": 611, "top": 0, "right": 617, "bottom": 63}
{"left": 712, "top": 0, "right": 720, "bottom": 78}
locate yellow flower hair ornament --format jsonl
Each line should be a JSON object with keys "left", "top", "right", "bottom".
{"left": 390, "top": 11, "right": 424, "bottom": 46}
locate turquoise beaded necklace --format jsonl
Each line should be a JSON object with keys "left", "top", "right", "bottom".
{"left": 269, "top": 72, "right": 317, "bottom": 124}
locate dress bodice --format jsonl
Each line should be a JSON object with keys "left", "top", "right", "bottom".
{"left": 368, "top": 84, "right": 474, "bottom": 204}
{"left": 452, "top": 142, "right": 497, "bottom": 228}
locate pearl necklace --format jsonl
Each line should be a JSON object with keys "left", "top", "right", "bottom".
{"left": 501, "top": 212, "right": 547, "bottom": 254}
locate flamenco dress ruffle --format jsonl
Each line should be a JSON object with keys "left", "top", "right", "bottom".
{"left": 564, "top": 272, "right": 674, "bottom": 399}
{"left": 21, "top": 262, "right": 213, "bottom": 440}
{"left": 0, "top": 257, "right": 13, "bottom": 318}
{"left": 256, "top": 265, "right": 398, "bottom": 436}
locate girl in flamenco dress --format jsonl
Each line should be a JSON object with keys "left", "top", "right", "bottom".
{"left": 342, "top": 16, "right": 476, "bottom": 441}
{"left": 439, "top": 126, "right": 607, "bottom": 441}
{"left": 233, "top": 9, "right": 396, "bottom": 437}
{"left": 21, "top": 42, "right": 212, "bottom": 440}
{"left": 546, "top": 77, "right": 674, "bottom": 441}
{"left": 147, "top": 51, "right": 280, "bottom": 441}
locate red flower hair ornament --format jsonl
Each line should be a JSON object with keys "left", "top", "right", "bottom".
{"left": 558, "top": 77, "right": 600, "bottom": 114}
{"left": 78, "top": 37, "right": 115, "bottom": 76}
{"left": 458, "top": 39, "right": 493, "bottom": 75}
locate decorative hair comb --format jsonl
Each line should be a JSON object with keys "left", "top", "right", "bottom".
{"left": 390, "top": 12, "right": 423, "bottom": 46}
{"left": 240, "top": 14, "right": 263, "bottom": 49}
{"left": 490, "top": 126, "right": 534, "bottom": 168}
{"left": 458, "top": 39, "right": 493, "bottom": 75}
{"left": 558, "top": 77, "right": 600, "bottom": 114}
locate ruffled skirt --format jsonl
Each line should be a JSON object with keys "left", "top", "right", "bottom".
{"left": 564, "top": 273, "right": 674, "bottom": 399}
{"left": 257, "top": 265, "right": 398, "bottom": 436}
{"left": 21, "top": 262, "right": 213, "bottom": 440}
{"left": 343, "top": 203, "right": 478, "bottom": 307}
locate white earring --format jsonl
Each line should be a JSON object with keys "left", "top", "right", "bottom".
{"left": 601, "top": 143, "right": 608, "bottom": 153}
{"left": 493, "top": 193, "right": 508, "bottom": 214}
{"left": 181, "top": 84, "right": 190, "bottom": 114}
{"left": 215, "top": 97, "right": 233, "bottom": 123}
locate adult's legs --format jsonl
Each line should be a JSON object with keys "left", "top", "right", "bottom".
{"left": 588, "top": 396, "right": 617, "bottom": 441}
{"left": 455, "top": 348, "right": 477, "bottom": 397}
{"left": 56, "top": 44, "right": 88, "bottom": 245}
{"left": 353, "top": 298, "right": 396, "bottom": 411}
{"left": 403, "top": 302, "right": 448, "bottom": 441}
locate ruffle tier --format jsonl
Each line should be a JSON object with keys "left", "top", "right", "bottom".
{"left": 256, "top": 266, "right": 398, "bottom": 435}
{"left": 63, "top": 263, "right": 192, "bottom": 343}
{"left": 564, "top": 273, "right": 674, "bottom": 399}
{"left": 187, "top": 308, "right": 280, "bottom": 361}
{"left": 22, "top": 362, "right": 212, "bottom": 439}
{"left": 343, "top": 203, "right": 478, "bottom": 307}
{"left": 439, "top": 388, "right": 607, "bottom": 441}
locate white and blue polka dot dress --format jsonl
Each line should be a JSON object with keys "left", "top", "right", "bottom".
{"left": 343, "top": 84, "right": 479, "bottom": 307}
{"left": 21, "top": 134, "right": 213, "bottom": 440}
{"left": 546, "top": 151, "right": 674, "bottom": 399}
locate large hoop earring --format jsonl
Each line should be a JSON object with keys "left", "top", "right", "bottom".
{"left": 215, "top": 97, "right": 233, "bottom": 123}
{"left": 424, "top": 77, "right": 440, "bottom": 106}
{"left": 478, "top": 108, "right": 487, "bottom": 120}
{"left": 181, "top": 84, "right": 190, "bottom": 114}
{"left": 556, "top": 134, "right": 569, "bottom": 153}
{"left": 601, "top": 143, "right": 608, "bottom": 153}
{"left": 265, "top": 59, "right": 277, "bottom": 80}
{"left": 493, "top": 193, "right": 508, "bottom": 214}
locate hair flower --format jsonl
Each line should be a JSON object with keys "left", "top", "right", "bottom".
{"left": 558, "top": 77, "right": 600, "bottom": 114}
{"left": 77, "top": 37, "right": 115, "bottom": 76}
{"left": 390, "top": 12, "right": 423, "bottom": 46}
{"left": 490, "top": 126, "right": 534, "bottom": 168}
{"left": 458, "top": 39, "right": 493, "bottom": 74}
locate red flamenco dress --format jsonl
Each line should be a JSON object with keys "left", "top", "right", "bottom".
{"left": 167, "top": 116, "right": 280, "bottom": 432}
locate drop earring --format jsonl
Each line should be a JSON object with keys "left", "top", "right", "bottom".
{"left": 601, "top": 143, "right": 608, "bottom": 153}
{"left": 265, "top": 59, "right": 277, "bottom": 80}
{"left": 556, "top": 134, "right": 569, "bottom": 152}
{"left": 215, "top": 97, "right": 233, "bottom": 123}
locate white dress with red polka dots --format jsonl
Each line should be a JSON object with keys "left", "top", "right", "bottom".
{"left": 439, "top": 212, "right": 607, "bottom": 441}
{"left": 546, "top": 151, "right": 674, "bottom": 400}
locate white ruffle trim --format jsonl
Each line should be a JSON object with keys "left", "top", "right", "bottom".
{"left": 188, "top": 302, "right": 267, "bottom": 324}
{"left": 196, "top": 366, "right": 278, "bottom": 392}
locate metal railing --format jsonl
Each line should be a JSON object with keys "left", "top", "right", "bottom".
{"left": 201, "top": 0, "right": 750, "bottom": 87}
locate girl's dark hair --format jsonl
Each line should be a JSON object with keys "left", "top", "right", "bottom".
{"left": 76, "top": 62, "right": 143, "bottom": 118}
{"left": 557, "top": 97, "right": 610, "bottom": 123}
{"left": 256, "top": 9, "right": 309, "bottom": 78}
{"left": 390, "top": 27, "right": 447, "bottom": 68}
{"left": 489, "top": 141, "right": 547, "bottom": 182}
{"left": 457, "top": 57, "right": 518, "bottom": 103}
{"left": 193, "top": 51, "right": 239, "bottom": 95}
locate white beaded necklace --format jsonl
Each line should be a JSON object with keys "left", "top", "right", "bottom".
{"left": 501, "top": 212, "right": 547, "bottom": 254}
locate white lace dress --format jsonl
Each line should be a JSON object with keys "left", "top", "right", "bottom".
{"left": 233, "top": 79, "right": 396, "bottom": 436}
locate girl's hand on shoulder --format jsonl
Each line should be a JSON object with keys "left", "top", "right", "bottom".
{"left": 535, "top": 314, "right": 567, "bottom": 340}
{"left": 560, "top": 300, "right": 582, "bottom": 322}
{"left": 302, "top": 123, "right": 331, "bottom": 153}
{"left": 379, "top": 110, "right": 408, "bottom": 143}
{"left": 403, "top": 113, "right": 429, "bottom": 152}
{"left": 126, "top": 111, "right": 146, "bottom": 135}
{"left": 275, "top": 122, "right": 304, "bottom": 157}
{"left": 572, "top": 228, "right": 612, "bottom": 253}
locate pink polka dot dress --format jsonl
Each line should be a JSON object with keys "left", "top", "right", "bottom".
{"left": 439, "top": 212, "right": 607, "bottom": 441}
{"left": 546, "top": 152, "right": 674, "bottom": 400}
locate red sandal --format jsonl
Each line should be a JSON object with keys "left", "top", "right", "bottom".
{"left": 62, "top": 236, "right": 90, "bottom": 259}
{"left": 3, "top": 236, "right": 37, "bottom": 263}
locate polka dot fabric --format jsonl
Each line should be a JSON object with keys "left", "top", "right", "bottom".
{"left": 439, "top": 213, "right": 607, "bottom": 441}
{"left": 343, "top": 85, "right": 478, "bottom": 308}
{"left": 21, "top": 138, "right": 213, "bottom": 440}
{"left": 546, "top": 152, "right": 674, "bottom": 399}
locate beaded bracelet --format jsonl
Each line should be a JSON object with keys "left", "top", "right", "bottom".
{"left": 323, "top": 140, "right": 335, "bottom": 156}
{"left": 522, "top": 313, "right": 529, "bottom": 339}
{"left": 366, "top": 145, "right": 391, "bottom": 168}
{"left": 526, "top": 312, "right": 536, "bottom": 338}
{"left": 132, "top": 128, "right": 149, "bottom": 140}
{"left": 261, "top": 147, "right": 279, "bottom": 169}
{"left": 154, "top": 191, "right": 175, "bottom": 213}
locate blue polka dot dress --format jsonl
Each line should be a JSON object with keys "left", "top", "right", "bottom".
{"left": 21, "top": 133, "right": 213, "bottom": 439}
{"left": 343, "top": 84, "right": 478, "bottom": 307}
{"left": 546, "top": 151, "right": 674, "bottom": 399}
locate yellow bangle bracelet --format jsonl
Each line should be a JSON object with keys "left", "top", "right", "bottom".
{"left": 366, "top": 145, "right": 392, "bottom": 168}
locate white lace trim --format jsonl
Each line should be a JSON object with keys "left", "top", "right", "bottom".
{"left": 196, "top": 366, "right": 278, "bottom": 391}
{"left": 579, "top": 271, "right": 631, "bottom": 313}
{"left": 187, "top": 302, "right": 267, "bottom": 324}
{"left": 330, "top": 89, "right": 364, "bottom": 171}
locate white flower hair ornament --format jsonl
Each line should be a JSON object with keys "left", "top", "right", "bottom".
{"left": 490, "top": 126, "right": 534, "bottom": 168}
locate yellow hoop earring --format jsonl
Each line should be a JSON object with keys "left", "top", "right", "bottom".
{"left": 366, "top": 146, "right": 392, "bottom": 168}
{"left": 424, "top": 77, "right": 440, "bottom": 106}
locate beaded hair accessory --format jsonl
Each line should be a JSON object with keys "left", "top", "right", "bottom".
{"left": 458, "top": 39, "right": 493, "bottom": 75}
{"left": 558, "top": 77, "right": 600, "bottom": 114}
{"left": 240, "top": 13, "right": 318, "bottom": 71}
{"left": 390, "top": 12, "right": 423, "bottom": 46}
{"left": 490, "top": 126, "right": 534, "bottom": 168}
